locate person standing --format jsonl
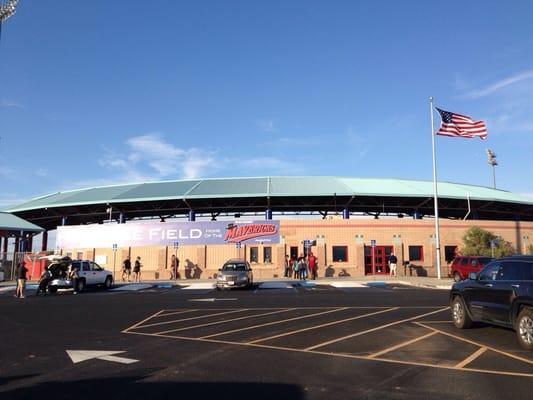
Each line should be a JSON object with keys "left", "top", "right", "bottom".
{"left": 122, "top": 256, "right": 132, "bottom": 282}
{"left": 133, "top": 256, "right": 142, "bottom": 283}
{"left": 171, "top": 255, "right": 180, "bottom": 280}
{"left": 308, "top": 252, "right": 318, "bottom": 280}
{"left": 70, "top": 263, "right": 80, "bottom": 295}
{"left": 292, "top": 257, "right": 299, "bottom": 279}
{"left": 298, "top": 256, "right": 307, "bottom": 280}
{"left": 284, "top": 255, "right": 291, "bottom": 278}
{"left": 389, "top": 252, "right": 398, "bottom": 277}
{"left": 15, "top": 261, "right": 28, "bottom": 299}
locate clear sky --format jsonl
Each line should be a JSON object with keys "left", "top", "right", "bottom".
{"left": 1, "top": 0, "right": 533, "bottom": 208}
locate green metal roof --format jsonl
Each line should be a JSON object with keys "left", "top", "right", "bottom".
{"left": 0, "top": 212, "right": 44, "bottom": 232}
{"left": 4, "top": 176, "right": 533, "bottom": 213}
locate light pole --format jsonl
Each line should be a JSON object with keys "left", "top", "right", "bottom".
{"left": 112, "top": 243, "right": 117, "bottom": 281}
{"left": 0, "top": 1, "right": 19, "bottom": 41}
{"left": 485, "top": 149, "right": 498, "bottom": 189}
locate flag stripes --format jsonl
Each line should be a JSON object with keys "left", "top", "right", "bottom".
{"left": 435, "top": 108, "right": 488, "bottom": 139}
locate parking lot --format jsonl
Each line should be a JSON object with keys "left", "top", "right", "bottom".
{"left": 1, "top": 282, "right": 532, "bottom": 399}
{"left": 124, "top": 304, "right": 533, "bottom": 378}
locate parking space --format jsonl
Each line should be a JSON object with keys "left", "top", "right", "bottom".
{"left": 124, "top": 306, "right": 533, "bottom": 378}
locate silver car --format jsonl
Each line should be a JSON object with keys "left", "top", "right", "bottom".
{"left": 216, "top": 259, "right": 253, "bottom": 290}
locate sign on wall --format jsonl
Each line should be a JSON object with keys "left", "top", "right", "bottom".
{"left": 56, "top": 221, "right": 280, "bottom": 249}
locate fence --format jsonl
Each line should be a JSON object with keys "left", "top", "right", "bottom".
{"left": 0, "top": 251, "right": 56, "bottom": 281}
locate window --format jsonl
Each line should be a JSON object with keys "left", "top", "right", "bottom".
{"left": 445, "top": 246, "right": 458, "bottom": 262}
{"left": 250, "top": 247, "right": 258, "bottom": 263}
{"left": 81, "top": 261, "right": 90, "bottom": 272}
{"left": 90, "top": 262, "right": 102, "bottom": 271}
{"left": 499, "top": 261, "right": 527, "bottom": 281}
{"left": 479, "top": 262, "right": 500, "bottom": 281}
{"left": 263, "top": 247, "right": 272, "bottom": 263}
{"left": 332, "top": 246, "right": 348, "bottom": 262}
{"left": 460, "top": 258, "right": 468, "bottom": 266}
{"left": 408, "top": 246, "right": 424, "bottom": 261}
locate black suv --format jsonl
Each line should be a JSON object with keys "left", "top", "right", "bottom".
{"left": 449, "top": 256, "right": 533, "bottom": 350}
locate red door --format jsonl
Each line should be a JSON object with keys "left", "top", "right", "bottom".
{"left": 365, "top": 245, "right": 393, "bottom": 275}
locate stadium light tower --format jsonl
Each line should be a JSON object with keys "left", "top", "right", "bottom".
{"left": 485, "top": 148, "right": 498, "bottom": 189}
{"left": 0, "top": 0, "right": 19, "bottom": 41}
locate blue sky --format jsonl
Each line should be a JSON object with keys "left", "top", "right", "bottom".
{"left": 1, "top": 0, "right": 533, "bottom": 208}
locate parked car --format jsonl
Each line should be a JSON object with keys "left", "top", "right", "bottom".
{"left": 216, "top": 259, "right": 253, "bottom": 290}
{"left": 47, "top": 259, "right": 114, "bottom": 293}
{"left": 449, "top": 256, "right": 493, "bottom": 282}
{"left": 449, "top": 255, "right": 533, "bottom": 350}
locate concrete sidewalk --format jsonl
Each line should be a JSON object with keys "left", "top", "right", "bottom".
{"left": 1, "top": 275, "right": 453, "bottom": 291}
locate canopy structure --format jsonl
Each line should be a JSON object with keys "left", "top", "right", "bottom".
{"left": 0, "top": 211, "right": 44, "bottom": 234}
{"left": 4, "top": 177, "right": 533, "bottom": 230}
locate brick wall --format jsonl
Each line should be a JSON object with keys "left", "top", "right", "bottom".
{"left": 62, "top": 218, "right": 533, "bottom": 279}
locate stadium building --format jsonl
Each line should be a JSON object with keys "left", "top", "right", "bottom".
{"left": 4, "top": 176, "right": 533, "bottom": 280}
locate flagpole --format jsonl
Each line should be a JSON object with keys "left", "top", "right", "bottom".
{"left": 430, "top": 97, "right": 442, "bottom": 279}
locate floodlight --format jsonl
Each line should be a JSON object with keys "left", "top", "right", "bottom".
{"left": 0, "top": 0, "right": 19, "bottom": 23}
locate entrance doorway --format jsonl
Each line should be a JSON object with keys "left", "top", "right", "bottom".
{"left": 365, "top": 245, "right": 393, "bottom": 275}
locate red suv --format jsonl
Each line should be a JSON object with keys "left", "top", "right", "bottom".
{"left": 449, "top": 256, "right": 493, "bottom": 282}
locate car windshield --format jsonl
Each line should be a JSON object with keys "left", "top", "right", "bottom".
{"left": 222, "top": 263, "right": 247, "bottom": 271}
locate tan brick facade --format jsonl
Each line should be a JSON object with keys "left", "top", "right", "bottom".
{"left": 62, "top": 218, "right": 533, "bottom": 281}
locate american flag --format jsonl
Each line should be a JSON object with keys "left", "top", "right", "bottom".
{"left": 435, "top": 108, "right": 488, "bottom": 140}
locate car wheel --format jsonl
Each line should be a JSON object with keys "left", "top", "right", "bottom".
{"left": 452, "top": 296, "right": 473, "bottom": 329}
{"left": 453, "top": 272, "right": 461, "bottom": 282}
{"left": 516, "top": 307, "right": 533, "bottom": 351}
{"left": 104, "top": 276, "right": 113, "bottom": 289}
{"left": 76, "top": 279, "right": 86, "bottom": 293}
{"left": 48, "top": 285, "right": 58, "bottom": 294}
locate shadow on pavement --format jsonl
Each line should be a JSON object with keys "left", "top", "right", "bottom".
{"left": 0, "top": 375, "right": 306, "bottom": 400}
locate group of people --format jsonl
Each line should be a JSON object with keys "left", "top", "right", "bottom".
{"left": 284, "top": 253, "right": 319, "bottom": 280}
{"left": 121, "top": 255, "right": 180, "bottom": 282}
{"left": 121, "top": 256, "right": 143, "bottom": 283}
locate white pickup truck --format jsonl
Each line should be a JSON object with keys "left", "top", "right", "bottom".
{"left": 48, "top": 260, "right": 113, "bottom": 293}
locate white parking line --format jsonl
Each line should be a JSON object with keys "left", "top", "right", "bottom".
{"left": 137, "top": 309, "right": 248, "bottom": 329}
{"left": 455, "top": 346, "right": 488, "bottom": 369}
{"left": 249, "top": 307, "right": 398, "bottom": 344}
{"left": 305, "top": 307, "right": 449, "bottom": 351}
{"left": 200, "top": 307, "right": 349, "bottom": 339}
{"left": 124, "top": 329, "right": 533, "bottom": 378}
{"left": 415, "top": 321, "right": 533, "bottom": 366}
{"left": 154, "top": 308, "right": 294, "bottom": 335}
{"left": 367, "top": 331, "right": 438, "bottom": 358}
{"left": 122, "top": 309, "right": 165, "bottom": 333}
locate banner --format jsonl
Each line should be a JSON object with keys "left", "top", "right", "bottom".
{"left": 56, "top": 220, "right": 280, "bottom": 248}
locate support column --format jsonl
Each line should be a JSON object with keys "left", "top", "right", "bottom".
{"left": 188, "top": 210, "right": 196, "bottom": 221}
{"left": 119, "top": 212, "right": 125, "bottom": 224}
{"left": 342, "top": 208, "right": 350, "bottom": 219}
{"left": 265, "top": 208, "right": 272, "bottom": 220}
{"left": 41, "top": 231, "right": 48, "bottom": 251}
{"left": 2, "top": 236, "right": 8, "bottom": 254}
{"left": 27, "top": 234, "right": 33, "bottom": 252}
{"left": 61, "top": 216, "right": 67, "bottom": 226}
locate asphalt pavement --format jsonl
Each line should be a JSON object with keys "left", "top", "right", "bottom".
{"left": 0, "top": 281, "right": 531, "bottom": 399}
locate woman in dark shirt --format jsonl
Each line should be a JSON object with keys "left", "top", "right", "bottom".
{"left": 15, "top": 261, "right": 28, "bottom": 299}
